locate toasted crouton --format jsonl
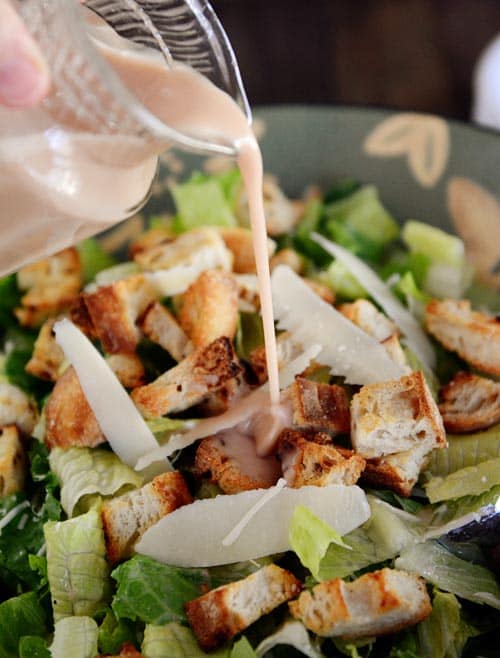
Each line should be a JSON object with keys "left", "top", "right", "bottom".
{"left": 289, "top": 568, "right": 431, "bottom": 638}
{"left": 83, "top": 274, "right": 157, "bottom": 354}
{"left": 45, "top": 367, "right": 106, "bottom": 449}
{"left": 381, "top": 334, "right": 410, "bottom": 370}
{"left": 196, "top": 375, "right": 250, "bottom": 417}
{"left": 250, "top": 333, "right": 303, "bottom": 386}
{"left": 131, "top": 337, "right": 243, "bottom": 418}
{"left": 350, "top": 371, "right": 446, "bottom": 458}
{"left": 237, "top": 176, "right": 302, "bottom": 236}
{"left": 25, "top": 318, "right": 65, "bottom": 381}
{"left": 339, "top": 299, "right": 397, "bottom": 342}
{"left": 186, "top": 564, "right": 302, "bottom": 650}
{"left": 277, "top": 429, "right": 365, "bottom": 488}
{"left": 178, "top": 269, "right": 239, "bottom": 348}
{"left": 270, "top": 248, "right": 304, "bottom": 274}
{"left": 0, "top": 425, "right": 26, "bottom": 496}
{"left": 194, "top": 433, "right": 281, "bottom": 494}
{"left": 105, "top": 353, "right": 145, "bottom": 388}
{"left": 362, "top": 442, "right": 432, "bottom": 497}
{"left": 0, "top": 382, "right": 38, "bottom": 435}
{"left": 291, "top": 377, "right": 350, "bottom": 436}
{"left": 97, "top": 643, "right": 144, "bottom": 658}
{"left": 134, "top": 226, "right": 232, "bottom": 273}
{"left": 139, "top": 301, "right": 192, "bottom": 362}
{"left": 69, "top": 295, "right": 96, "bottom": 337}
{"left": 15, "top": 248, "right": 82, "bottom": 327}
{"left": 438, "top": 371, "right": 500, "bottom": 433}
{"left": 235, "top": 273, "right": 260, "bottom": 312}
{"left": 102, "top": 471, "right": 192, "bottom": 563}
{"left": 425, "top": 299, "right": 500, "bottom": 376}
{"left": 218, "top": 226, "right": 276, "bottom": 274}
{"left": 129, "top": 225, "right": 173, "bottom": 257}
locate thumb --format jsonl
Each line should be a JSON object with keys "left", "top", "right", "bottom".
{"left": 0, "top": 0, "right": 50, "bottom": 108}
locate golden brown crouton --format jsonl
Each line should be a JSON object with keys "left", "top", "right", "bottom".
{"left": 351, "top": 371, "right": 446, "bottom": 458}
{"left": 235, "top": 274, "right": 260, "bottom": 312}
{"left": 69, "top": 295, "right": 96, "bottom": 337}
{"left": 131, "top": 337, "right": 243, "bottom": 418}
{"left": 381, "top": 334, "right": 410, "bottom": 370}
{"left": 25, "top": 318, "right": 65, "bottom": 381}
{"left": 139, "top": 301, "right": 192, "bottom": 362}
{"left": 250, "top": 333, "right": 303, "bottom": 386}
{"left": 289, "top": 568, "right": 431, "bottom": 639}
{"left": 196, "top": 375, "right": 250, "bottom": 417}
{"left": 178, "top": 269, "right": 239, "bottom": 348}
{"left": 129, "top": 225, "right": 173, "bottom": 257}
{"left": 270, "top": 248, "right": 304, "bottom": 274}
{"left": 362, "top": 443, "right": 432, "bottom": 497}
{"left": 105, "top": 353, "right": 146, "bottom": 389}
{"left": 45, "top": 366, "right": 106, "bottom": 450}
{"left": 0, "top": 382, "right": 38, "bottom": 435}
{"left": 194, "top": 433, "right": 281, "bottom": 494}
{"left": 134, "top": 226, "right": 232, "bottom": 273}
{"left": 97, "top": 643, "right": 144, "bottom": 658}
{"left": 218, "top": 226, "right": 276, "bottom": 274}
{"left": 277, "top": 429, "right": 365, "bottom": 488}
{"left": 303, "top": 278, "right": 335, "bottom": 305}
{"left": 0, "top": 425, "right": 26, "bottom": 496}
{"left": 186, "top": 564, "right": 302, "bottom": 650}
{"left": 102, "top": 471, "right": 192, "bottom": 563}
{"left": 425, "top": 299, "right": 500, "bottom": 376}
{"left": 83, "top": 274, "right": 157, "bottom": 354}
{"left": 339, "top": 299, "right": 397, "bottom": 342}
{"left": 15, "top": 248, "right": 82, "bottom": 328}
{"left": 438, "top": 371, "right": 500, "bottom": 433}
{"left": 237, "top": 175, "right": 302, "bottom": 236}
{"left": 291, "top": 377, "right": 350, "bottom": 436}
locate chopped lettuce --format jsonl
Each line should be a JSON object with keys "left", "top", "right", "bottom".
{"left": 44, "top": 509, "right": 111, "bottom": 620}
{"left": 142, "top": 622, "right": 230, "bottom": 657}
{"left": 255, "top": 620, "right": 323, "bottom": 658}
{"left": 171, "top": 171, "right": 240, "bottom": 232}
{"left": 111, "top": 555, "right": 210, "bottom": 625}
{"left": 0, "top": 274, "right": 22, "bottom": 329}
{"left": 50, "top": 616, "right": 98, "bottom": 658}
{"left": 97, "top": 610, "right": 137, "bottom": 655}
{"left": 417, "top": 590, "right": 477, "bottom": 658}
{"left": 77, "top": 238, "right": 117, "bottom": 284}
{"left": 321, "top": 260, "right": 367, "bottom": 301}
{"left": 395, "top": 540, "right": 500, "bottom": 608}
{"left": 18, "top": 635, "right": 51, "bottom": 658}
{"left": 393, "top": 271, "right": 431, "bottom": 321}
{"left": 49, "top": 446, "right": 142, "bottom": 517}
{"left": 430, "top": 485, "right": 500, "bottom": 528}
{"left": 293, "top": 198, "right": 331, "bottom": 266}
{"left": 231, "top": 637, "right": 257, "bottom": 658}
{"left": 318, "top": 498, "right": 420, "bottom": 580}
{"left": 3, "top": 326, "right": 51, "bottom": 401}
{"left": 424, "top": 425, "right": 500, "bottom": 479}
{"left": 289, "top": 505, "right": 350, "bottom": 580}
{"left": 0, "top": 592, "right": 47, "bottom": 658}
{"left": 323, "top": 185, "right": 399, "bottom": 260}
{"left": 424, "top": 457, "right": 500, "bottom": 503}
{"left": 235, "top": 312, "right": 265, "bottom": 361}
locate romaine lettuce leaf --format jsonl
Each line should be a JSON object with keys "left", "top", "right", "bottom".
{"left": 395, "top": 540, "right": 500, "bottom": 608}
{"left": 417, "top": 590, "right": 477, "bottom": 658}
{"left": 293, "top": 198, "right": 331, "bottom": 266}
{"left": 0, "top": 592, "right": 47, "bottom": 658}
{"left": 18, "top": 635, "right": 51, "bottom": 658}
{"left": 235, "top": 312, "right": 264, "bottom": 361}
{"left": 424, "top": 425, "right": 500, "bottom": 479}
{"left": 289, "top": 505, "right": 350, "bottom": 580}
{"left": 255, "top": 620, "right": 323, "bottom": 658}
{"left": 171, "top": 173, "right": 238, "bottom": 232}
{"left": 231, "top": 637, "right": 257, "bottom": 658}
{"left": 424, "top": 457, "right": 500, "bottom": 503}
{"left": 322, "top": 260, "right": 367, "bottom": 301}
{"left": 142, "top": 622, "right": 229, "bottom": 657}
{"left": 318, "top": 498, "right": 421, "bottom": 580}
{"left": 0, "top": 274, "right": 22, "bottom": 329}
{"left": 49, "top": 446, "right": 142, "bottom": 517}
{"left": 111, "top": 554, "right": 210, "bottom": 624}
{"left": 3, "top": 327, "right": 51, "bottom": 401}
{"left": 77, "top": 238, "right": 117, "bottom": 284}
{"left": 430, "top": 485, "right": 500, "bottom": 528}
{"left": 97, "top": 610, "right": 137, "bottom": 655}
{"left": 50, "top": 616, "right": 98, "bottom": 658}
{"left": 44, "top": 509, "right": 111, "bottom": 620}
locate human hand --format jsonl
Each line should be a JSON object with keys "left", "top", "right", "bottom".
{"left": 0, "top": 0, "right": 50, "bottom": 108}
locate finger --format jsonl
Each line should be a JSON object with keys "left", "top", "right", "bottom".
{"left": 0, "top": 0, "right": 50, "bottom": 108}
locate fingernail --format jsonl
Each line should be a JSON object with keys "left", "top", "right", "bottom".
{"left": 0, "top": 49, "right": 50, "bottom": 108}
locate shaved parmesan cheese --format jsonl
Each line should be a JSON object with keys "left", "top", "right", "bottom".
{"left": 312, "top": 234, "right": 436, "bottom": 369}
{"left": 136, "top": 483, "right": 370, "bottom": 567}
{"left": 222, "top": 478, "right": 287, "bottom": 546}
{"left": 53, "top": 319, "right": 163, "bottom": 468}
{"left": 272, "top": 265, "right": 404, "bottom": 384}
{"left": 134, "top": 345, "right": 321, "bottom": 470}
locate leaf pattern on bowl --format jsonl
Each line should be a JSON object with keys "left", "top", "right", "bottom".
{"left": 447, "top": 177, "right": 500, "bottom": 289}
{"left": 363, "top": 113, "right": 450, "bottom": 188}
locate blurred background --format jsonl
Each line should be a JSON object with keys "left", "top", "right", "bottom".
{"left": 213, "top": 0, "right": 500, "bottom": 122}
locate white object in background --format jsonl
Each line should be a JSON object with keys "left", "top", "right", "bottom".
{"left": 473, "top": 33, "right": 500, "bottom": 130}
